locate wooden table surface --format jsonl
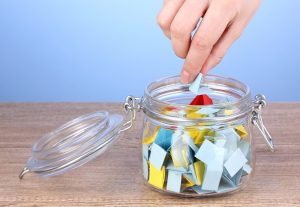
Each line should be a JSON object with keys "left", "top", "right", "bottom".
{"left": 0, "top": 103, "right": 299, "bottom": 207}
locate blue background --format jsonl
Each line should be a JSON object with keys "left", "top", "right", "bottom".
{"left": 0, "top": 0, "right": 299, "bottom": 102}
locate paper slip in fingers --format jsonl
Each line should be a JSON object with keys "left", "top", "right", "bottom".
{"left": 189, "top": 73, "right": 203, "bottom": 94}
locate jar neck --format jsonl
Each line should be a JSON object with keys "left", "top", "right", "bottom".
{"left": 142, "top": 75, "right": 252, "bottom": 127}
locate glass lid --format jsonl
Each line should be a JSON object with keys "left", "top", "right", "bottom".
{"left": 19, "top": 111, "right": 124, "bottom": 178}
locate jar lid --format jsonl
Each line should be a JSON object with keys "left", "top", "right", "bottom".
{"left": 19, "top": 111, "right": 124, "bottom": 178}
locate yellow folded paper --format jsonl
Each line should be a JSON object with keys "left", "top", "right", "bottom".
{"left": 186, "top": 128, "right": 215, "bottom": 145}
{"left": 143, "top": 127, "right": 159, "bottom": 144}
{"left": 224, "top": 109, "right": 234, "bottom": 115}
{"left": 235, "top": 125, "right": 248, "bottom": 138}
{"left": 148, "top": 162, "right": 166, "bottom": 189}
{"left": 171, "top": 149, "right": 181, "bottom": 168}
{"left": 170, "top": 143, "right": 192, "bottom": 169}
{"left": 143, "top": 123, "right": 150, "bottom": 137}
{"left": 181, "top": 147, "right": 190, "bottom": 168}
{"left": 182, "top": 175, "right": 195, "bottom": 188}
{"left": 194, "top": 161, "right": 205, "bottom": 185}
{"left": 186, "top": 112, "right": 206, "bottom": 119}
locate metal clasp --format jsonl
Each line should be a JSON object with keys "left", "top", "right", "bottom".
{"left": 119, "top": 96, "right": 143, "bottom": 133}
{"left": 251, "top": 94, "right": 275, "bottom": 152}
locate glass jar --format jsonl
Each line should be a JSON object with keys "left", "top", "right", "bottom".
{"left": 19, "top": 74, "right": 274, "bottom": 197}
{"left": 139, "top": 74, "right": 275, "bottom": 197}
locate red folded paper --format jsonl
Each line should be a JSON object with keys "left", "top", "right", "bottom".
{"left": 190, "top": 94, "right": 213, "bottom": 105}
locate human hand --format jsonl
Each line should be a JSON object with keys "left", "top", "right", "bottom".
{"left": 157, "top": 0, "right": 261, "bottom": 83}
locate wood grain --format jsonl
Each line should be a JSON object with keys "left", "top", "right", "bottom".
{"left": 0, "top": 103, "right": 299, "bottom": 207}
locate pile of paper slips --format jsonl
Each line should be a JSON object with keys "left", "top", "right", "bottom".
{"left": 142, "top": 74, "right": 252, "bottom": 194}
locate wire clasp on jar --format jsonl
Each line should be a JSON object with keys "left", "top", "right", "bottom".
{"left": 251, "top": 94, "right": 275, "bottom": 152}
{"left": 119, "top": 96, "right": 143, "bottom": 133}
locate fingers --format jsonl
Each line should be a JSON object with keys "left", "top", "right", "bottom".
{"left": 201, "top": 21, "right": 245, "bottom": 74}
{"left": 158, "top": 0, "right": 260, "bottom": 83}
{"left": 170, "top": 0, "right": 209, "bottom": 58}
{"left": 181, "top": 1, "right": 236, "bottom": 83}
{"left": 201, "top": 0, "right": 260, "bottom": 75}
{"left": 157, "top": 0, "right": 185, "bottom": 38}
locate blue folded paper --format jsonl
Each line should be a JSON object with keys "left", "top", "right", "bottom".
{"left": 149, "top": 143, "right": 167, "bottom": 171}
{"left": 154, "top": 128, "right": 173, "bottom": 150}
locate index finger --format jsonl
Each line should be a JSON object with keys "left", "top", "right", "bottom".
{"left": 181, "top": 2, "right": 235, "bottom": 83}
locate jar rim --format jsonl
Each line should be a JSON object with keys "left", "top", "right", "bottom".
{"left": 142, "top": 74, "right": 253, "bottom": 124}
{"left": 144, "top": 74, "right": 251, "bottom": 108}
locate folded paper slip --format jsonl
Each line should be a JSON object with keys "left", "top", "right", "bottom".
{"left": 143, "top": 158, "right": 149, "bottom": 180}
{"left": 195, "top": 139, "right": 225, "bottom": 165}
{"left": 235, "top": 125, "right": 248, "bottom": 138}
{"left": 154, "top": 128, "right": 173, "bottom": 150}
{"left": 149, "top": 143, "right": 167, "bottom": 171}
{"left": 170, "top": 144, "right": 193, "bottom": 169}
{"left": 148, "top": 162, "right": 166, "bottom": 189}
{"left": 186, "top": 128, "right": 214, "bottom": 145}
{"left": 182, "top": 174, "right": 196, "bottom": 188}
{"left": 143, "top": 127, "right": 159, "bottom": 144}
{"left": 189, "top": 73, "right": 203, "bottom": 94}
{"left": 189, "top": 161, "right": 205, "bottom": 185}
{"left": 224, "top": 148, "right": 247, "bottom": 177}
{"left": 166, "top": 170, "right": 182, "bottom": 193}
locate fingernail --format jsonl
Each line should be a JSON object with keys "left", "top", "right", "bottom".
{"left": 200, "top": 67, "right": 209, "bottom": 76}
{"left": 181, "top": 71, "right": 190, "bottom": 84}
